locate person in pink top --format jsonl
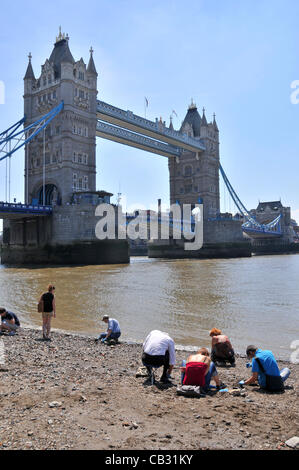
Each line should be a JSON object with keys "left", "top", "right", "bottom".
{"left": 209, "top": 328, "right": 235, "bottom": 366}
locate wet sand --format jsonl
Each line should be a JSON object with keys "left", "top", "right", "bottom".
{"left": 0, "top": 328, "right": 298, "bottom": 450}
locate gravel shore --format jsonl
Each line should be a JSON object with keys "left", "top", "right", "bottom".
{"left": 0, "top": 328, "right": 298, "bottom": 450}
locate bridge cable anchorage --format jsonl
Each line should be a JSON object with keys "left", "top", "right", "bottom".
{"left": 219, "top": 164, "right": 282, "bottom": 235}
{"left": 0, "top": 101, "right": 64, "bottom": 161}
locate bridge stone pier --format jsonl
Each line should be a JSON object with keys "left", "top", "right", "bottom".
{"left": 1, "top": 31, "right": 129, "bottom": 265}
{"left": 246, "top": 201, "right": 298, "bottom": 255}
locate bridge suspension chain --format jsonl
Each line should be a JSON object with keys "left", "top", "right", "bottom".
{"left": 219, "top": 164, "right": 282, "bottom": 232}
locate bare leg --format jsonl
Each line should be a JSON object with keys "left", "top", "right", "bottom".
{"left": 46, "top": 317, "right": 52, "bottom": 338}
{"left": 42, "top": 317, "right": 48, "bottom": 338}
{"left": 212, "top": 374, "right": 220, "bottom": 387}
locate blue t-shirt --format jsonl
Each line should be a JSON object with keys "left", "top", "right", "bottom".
{"left": 108, "top": 318, "right": 120, "bottom": 334}
{"left": 252, "top": 349, "right": 280, "bottom": 388}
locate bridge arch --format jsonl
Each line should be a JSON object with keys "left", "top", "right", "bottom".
{"left": 34, "top": 183, "right": 61, "bottom": 206}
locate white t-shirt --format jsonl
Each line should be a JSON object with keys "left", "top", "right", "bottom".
{"left": 143, "top": 330, "right": 176, "bottom": 365}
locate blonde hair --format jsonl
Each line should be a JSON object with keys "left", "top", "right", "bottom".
{"left": 209, "top": 328, "right": 222, "bottom": 337}
{"left": 198, "top": 347, "right": 210, "bottom": 356}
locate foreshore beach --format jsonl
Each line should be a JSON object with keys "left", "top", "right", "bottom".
{"left": 0, "top": 328, "right": 298, "bottom": 450}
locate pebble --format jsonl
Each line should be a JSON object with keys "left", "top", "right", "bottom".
{"left": 285, "top": 436, "right": 299, "bottom": 449}
{"left": 48, "top": 401, "right": 62, "bottom": 408}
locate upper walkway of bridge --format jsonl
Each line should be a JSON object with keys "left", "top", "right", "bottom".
{"left": 97, "top": 100, "right": 206, "bottom": 155}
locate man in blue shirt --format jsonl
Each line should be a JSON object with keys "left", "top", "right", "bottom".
{"left": 96, "top": 315, "right": 121, "bottom": 343}
{"left": 241, "top": 345, "right": 290, "bottom": 391}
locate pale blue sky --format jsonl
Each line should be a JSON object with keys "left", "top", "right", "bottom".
{"left": 0, "top": 0, "right": 299, "bottom": 221}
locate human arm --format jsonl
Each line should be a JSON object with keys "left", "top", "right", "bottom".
{"left": 105, "top": 328, "right": 112, "bottom": 339}
{"left": 244, "top": 372, "right": 258, "bottom": 385}
{"left": 168, "top": 339, "right": 176, "bottom": 373}
{"left": 52, "top": 297, "right": 56, "bottom": 318}
{"left": 204, "top": 357, "right": 211, "bottom": 375}
{"left": 5, "top": 313, "right": 15, "bottom": 325}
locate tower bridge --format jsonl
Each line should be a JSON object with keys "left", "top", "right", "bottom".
{"left": 0, "top": 30, "right": 294, "bottom": 264}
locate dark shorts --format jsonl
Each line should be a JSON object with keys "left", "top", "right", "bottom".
{"left": 142, "top": 351, "right": 170, "bottom": 370}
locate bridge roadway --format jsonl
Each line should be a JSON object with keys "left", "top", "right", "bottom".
{"left": 97, "top": 100, "right": 206, "bottom": 156}
{"left": 0, "top": 202, "right": 52, "bottom": 219}
{"left": 96, "top": 121, "right": 182, "bottom": 158}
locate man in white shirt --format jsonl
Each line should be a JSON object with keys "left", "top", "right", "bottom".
{"left": 142, "top": 330, "right": 176, "bottom": 383}
{"left": 97, "top": 315, "right": 121, "bottom": 343}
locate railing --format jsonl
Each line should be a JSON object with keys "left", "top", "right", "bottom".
{"left": 96, "top": 121, "right": 182, "bottom": 157}
{"left": 0, "top": 202, "right": 53, "bottom": 215}
{"left": 97, "top": 100, "right": 206, "bottom": 151}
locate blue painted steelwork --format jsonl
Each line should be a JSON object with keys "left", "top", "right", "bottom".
{"left": 97, "top": 100, "right": 206, "bottom": 153}
{"left": 219, "top": 164, "right": 282, "bottom": 236}
{"left": 0, "top": 202, "right": 52, "bottom": 215}
{"left": 0, "top": 102, "right": 64, "bottom": 161}
{"left": 0, "top": 117, "right": 25, "bottom": 140}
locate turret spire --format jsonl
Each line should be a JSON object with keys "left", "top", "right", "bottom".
{"left": 87, "top": 46, "right": 97, "bottom": 75}
{"left": 213, "top": 113, "right": 219, "bottom": 131}
{"left": 201, "top": 107, "right": 207, "bottom": 126}
{"left": 24, "top": 52, "right": 35, "bottom": 80}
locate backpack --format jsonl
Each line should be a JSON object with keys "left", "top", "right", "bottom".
{"left": 255, "top": 357, "right": 284, "bottom": 392}
{"left": 176, "top": 385, "right": 203, "bottom": 398}
{"left": 37, "top": 298, "right": 44, "bottom": 313}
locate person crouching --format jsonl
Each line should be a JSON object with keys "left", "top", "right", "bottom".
{"left": 142, "top": 330, "right": 176, "bottom": 384}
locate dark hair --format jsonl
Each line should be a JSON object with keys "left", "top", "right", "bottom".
{"left": 0, "top": 308, "right": 7, "bottom": 314}
{"left": 246, "top": 345, "right": 257, "bottom": 357}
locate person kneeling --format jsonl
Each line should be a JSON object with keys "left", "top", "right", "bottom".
{"left": 97, "top": 315, "right": 121, "bottom": 343}
{"left": 0, "top": 308, "right": 21, "bottom": 336}
{"left": 181, "top": 348, "right": 225, "bottom": 393}
{"left": 239, "top": 345, "right": 290, "bottom": 392}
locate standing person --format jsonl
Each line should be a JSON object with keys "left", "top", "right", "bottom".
{"left": 39, "top": 285, "right": 56, "bottom": 341}
{"left": 240, "top": 345, "right": 290, "bottom": 392}
{"left": 0, "top": 308, "right": 21, "bottom": 336}
{"left": 209, "top": 328, "right": 235, "bottom": 365}
{"left": 97, "top": 315, "right": 121, "bottom": 343}
{"left": 142, "top": 330, "right": 176, "bottom": 384}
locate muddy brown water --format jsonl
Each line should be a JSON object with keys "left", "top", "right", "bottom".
{"left": 0, "top": 254, "right": 298, "bottom": 359}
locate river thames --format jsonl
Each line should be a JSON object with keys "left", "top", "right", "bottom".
{"left": 0, "top": 254, "right": 298, "bottom": 359}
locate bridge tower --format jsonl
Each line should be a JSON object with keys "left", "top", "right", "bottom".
{"left": 23, "top": 29, "right": 98, "bottom": 206}
{"left": 168, "top": 102, "right": 220, "bottom": 219}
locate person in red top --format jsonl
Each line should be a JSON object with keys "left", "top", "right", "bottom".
{"left": 180, "top": 348, "right": 225, "bottom": 392}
